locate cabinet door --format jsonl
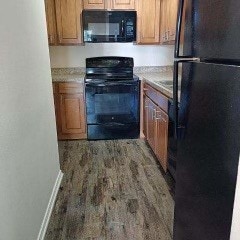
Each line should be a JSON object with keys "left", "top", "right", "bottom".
{"left": 44, "top": 0, "right": 57, "bottom": 45}
{"left": 137, "top": 0, "right": 161, "bottom": 44}
{"left": 168, "top": 0, "right": 178, "bottom": 41}
{"left": 147, "top": 99, "right": 157, "bottom": 151}
{"left": 160, "top": 0, "right": 168, "bottom": 44}
{"left": 155, "top": 106, "right": 169, "bottom": 172}
{"left": 111, "top": 0, "right": 135, "bottom": 10}
{"left": 55, "top": 0, "right": 82, "bottom": 44}
{"left": 143, "top": 96, "right": 149, "bottom": 139}
{"left": 83, "top": 0, "right": 105, "bottom": 9}
{"left": 160, "top": 0, "right": 178, "bottom": 44}
{"left": 60, "top": 93, "right": 86, "bottom": 135}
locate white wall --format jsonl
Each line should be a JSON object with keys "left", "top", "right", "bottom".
{"left": 49, "top": 44, "right": 174, "bottom": 68}
{"left": 0, "top": 1, "right": 60, "bottom": 240}
{"left": 231, "top": 157, "right": 240, "bottom": 240}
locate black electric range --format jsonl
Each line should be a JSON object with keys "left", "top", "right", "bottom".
{"left": 85, "top": 57, "right": 140, "bottom": 140}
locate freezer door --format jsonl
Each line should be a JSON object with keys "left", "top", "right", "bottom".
{"left": 174, "top": 62, "right": 240, "bottom": 240}
{"left": 178, "top": 0, "right": 240, "bottom": 61}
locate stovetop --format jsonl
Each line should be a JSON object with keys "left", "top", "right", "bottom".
{"left": 85, "top": 56, "right": 136, "bottom": 83}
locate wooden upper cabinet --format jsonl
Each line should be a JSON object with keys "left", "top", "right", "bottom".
{"left": 137, "top": 0, "right": 161, "bottom": 44}
{"left": 160, "top": 0, "right": 179, "bottom": 44}
{"left": 160, "top": 0, "right": 168, "bottom": 44}
{"left": 55, "top": 0, "right": 82, "bottom": 44}
{"left": 111, "top": 0, "right": 135, "bottom": 10}
{"left": 169, "top": 0, "right": 178, "bottom": 41}
{"left": 44, "top": 0, "right": 57, "bottom": 45}
{"left": 83, "top": 0, "right": 105, "bottom": 9}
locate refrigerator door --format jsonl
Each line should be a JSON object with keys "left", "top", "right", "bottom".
{"left": 174, "top": 62, "right": 240, "bottom": 240}
{"left": 177, "top": 0, "right": 240, "bottom": 61}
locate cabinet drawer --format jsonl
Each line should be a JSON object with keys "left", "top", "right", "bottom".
{"left": 143, "top": 83, "right": 168, "bottom": 112}
{"left": 58, "top": 82, "right": 83, "bottom": 94}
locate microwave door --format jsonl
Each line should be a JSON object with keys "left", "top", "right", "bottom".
{"left": 83, "top": 11, "right": 109, "bottom": 42}
{"left": 108, "top": 13, "right": 122, "bottom": 42}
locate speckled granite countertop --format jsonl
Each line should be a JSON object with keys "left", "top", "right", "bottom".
{"left": 136, "top": 71, "right": 175, "bottom": 99}
{"left": 51, "top": 66, "right": 179, "bottom": 99}
{"left": 52, "top": 73, "right": 85, "bottom": 83}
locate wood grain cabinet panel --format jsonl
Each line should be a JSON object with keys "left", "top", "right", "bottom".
{"left": 143, "top": 96, "right": 149, "bottom": 139}
{"left": 44, "top": 0, "right": 58, "bottom": 45}
{"left": 146, "top": 98, "right": 157, "bottom": 151}
{"left": 160, "top": 0, "right": 178, "bottom": 44}
{"left": 60, "top": 94, "right": 86, "bottom": 134}
{"left": 55, "top": 0, "right": 82, "bottom": 44}
{"left": 111, "top": 0, "right": 135, "bottom": 9}
{"left": 155, "top": 106, "right": 169, "bottom": 172}
{"left": 143, "top": 84, "right": 169, "bottom": 172}
{"left": 53, "top": 83, "right": 87, "bottom": 140}
{"left": 169, "top": 0, "right": 178, "bottom": 41}
{"left": 83, "top": 0, "right": 105, "bottom": 9}
{"left": 137, "top": 0, "right": 161, "bottom": 44}
{"left": 160, "top": 0, "right": 168, "bottom": 44}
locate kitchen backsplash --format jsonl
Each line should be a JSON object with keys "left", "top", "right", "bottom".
{"left": 51, "top": 66, "right": 173, "bottom": 75}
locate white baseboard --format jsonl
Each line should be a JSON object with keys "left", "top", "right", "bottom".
{"left": 37, "top": 170, "right": 64, "bottom": 240}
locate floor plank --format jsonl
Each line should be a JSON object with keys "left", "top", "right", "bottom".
{"left": 45, "top": 139, "right": 174, "bottom": 240}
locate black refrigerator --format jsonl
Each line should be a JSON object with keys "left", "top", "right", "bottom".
{"left": 173, "top": 1, "right": 240, "bottom": 240}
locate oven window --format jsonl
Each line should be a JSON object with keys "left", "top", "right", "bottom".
{"left": 86, "top": 84, "right": 139, "bottom": 125}
{"left": 95, "top": 93, "right": 131, "bottom": 114}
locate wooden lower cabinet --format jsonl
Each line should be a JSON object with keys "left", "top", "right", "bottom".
{"left": 53, "top": 82, "right": 87, "bottom": 140}
{"left": 146, "top": 99, "right": 156, "bottom": 151}
{"left": 155, "top": 105, "right": 169, "bottom": 172}
{"left": 143, "top": 86, "right": 169, "bottom": 172}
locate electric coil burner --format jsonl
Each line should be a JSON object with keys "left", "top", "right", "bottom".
{"left": 85, "top": 56, "right": 140, "bottom": 140}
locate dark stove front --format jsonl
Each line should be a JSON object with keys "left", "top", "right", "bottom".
{"left": 85, "top": 80, "right": 140, "bottom": 140}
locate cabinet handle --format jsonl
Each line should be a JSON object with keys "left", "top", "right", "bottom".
{"left": 155, "top": 111, "right": 167, "bottom": 122}
{"left": 57, "top": 31, "right": 62, "bottom": 43}
{"left": 155, "top": 110, "right": 161, "bottom": 120}
{"left": 167, "top": 30, "right": 170, "bottom": 40}
{"left": 152, "top": 108, "right": 156, "bottom": 120}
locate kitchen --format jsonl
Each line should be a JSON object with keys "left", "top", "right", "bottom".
{"left": 47, "top": 0, "right": 177, "bottom": 239}
{"left": 1, "top": 1, "right": 240, "bottom": 240}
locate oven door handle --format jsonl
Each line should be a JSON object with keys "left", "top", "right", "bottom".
{"left": 86, "top": 82, "right": 138, "bottom": 87}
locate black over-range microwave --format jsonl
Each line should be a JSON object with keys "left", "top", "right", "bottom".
{"left": 82, "top": 10, "right": 136, "bottom": 43}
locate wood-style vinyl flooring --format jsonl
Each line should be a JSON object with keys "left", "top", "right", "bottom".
{"left": 45, "top": 139, "right": 174, "bottom": 240}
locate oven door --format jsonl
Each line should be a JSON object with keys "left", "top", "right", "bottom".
{"left": 85, "top": 81, "right": 140, "bottom": 140}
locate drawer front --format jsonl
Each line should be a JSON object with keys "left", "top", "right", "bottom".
{"left": 143, "top": 83, "right": 168, "bottom": 112}
{"left": 58, "top": 82, "right": 83, "bottom": 94}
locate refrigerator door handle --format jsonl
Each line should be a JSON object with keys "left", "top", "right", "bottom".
{"left": 174, "top": 0, "right": 185, "bottom": 58}
{"left": 173, "top": 61, "right": 179, "bottom": 139}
